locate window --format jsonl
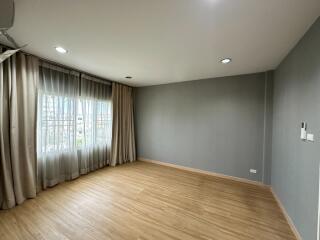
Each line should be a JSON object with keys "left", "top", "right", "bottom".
{"left": 37, "top": 66, "right": 112, "bottom": 187}
{"left": 96, "top": 100, "right": 112, "bottom": 145}
{"left": 76, "top": 99, "right": 112, "bottom": 148}
{"left": 37, "top": 93, "right": 112, "bottom": 155}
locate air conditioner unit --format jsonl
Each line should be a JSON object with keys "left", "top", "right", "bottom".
{"left": 0, "top": 0, "right": 27, "bottom": 63}
{"left": 0, "top": 0, "right": 15, "bottom": 30}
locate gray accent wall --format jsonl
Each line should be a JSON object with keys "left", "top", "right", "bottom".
{"left": 134, "top": 16, "right": 320, "bottom": 239}
{"left": 271, "top": 17, "right": 320, "bottom": 240}
{"left": 135, "top": 73, "right": 273, "bottom": 183}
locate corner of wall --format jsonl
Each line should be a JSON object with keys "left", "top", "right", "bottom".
{"left": 262, "top": 71, "right": 274, "bottom": 185}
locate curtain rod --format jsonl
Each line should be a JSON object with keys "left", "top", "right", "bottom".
{"left": 0, "top": 43, "right": 132, "bottom": 88}
{"left": 40, "top": 59, "right": 112, "bottom": 86}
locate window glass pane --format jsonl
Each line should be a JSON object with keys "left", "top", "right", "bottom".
{"left": 96, "top": 100, "right": 112, "bottom": 145}
{"left": 75, "top": 99, "right": 111, "bottom": 148}
{"left": 38, "top": 94, "right": 76, "bottom": 153}
{"left": 38, "top": 93, "right": 112, "bottom": 154}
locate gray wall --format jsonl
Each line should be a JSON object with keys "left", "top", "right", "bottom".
{"left": 271, "top": 17, "right": 320, "bottom": 240}
{"left": 135, "top": 73, "right": 273, "bottom": 183}
{"left": 134, "top": 16, "right": 320, "bottom": 239}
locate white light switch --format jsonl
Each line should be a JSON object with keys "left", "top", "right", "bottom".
{"left": 250, "top": 169, "right": 257, "bottom": 174}
{"left": 307, "top": 133, "right": 314, "bottom": 142}
{"left": 301, "top": 122, "right": 307, "bottom": 140}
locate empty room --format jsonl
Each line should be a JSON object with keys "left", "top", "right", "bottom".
{"left": 0, "top": 0, "right": 319, "bottom": 239}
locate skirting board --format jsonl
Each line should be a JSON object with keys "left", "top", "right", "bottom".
{"left": 270, "top": 188, "right": 302, "bottom": 240}
{"left": 138, "top": 157, "right": 268, "bottom": 188}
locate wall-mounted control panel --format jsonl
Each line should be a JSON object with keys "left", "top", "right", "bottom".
{"left": 300, "top": 122, "right": 315, "bottom": 143}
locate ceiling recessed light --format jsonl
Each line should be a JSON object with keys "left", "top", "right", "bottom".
{"left": 221, "top": 58, "right": 232, "bottom": 64}
{"left": 55, "top": 46, "right": 67, "bottom": 54}
{"left": 125, "top": 76, "right": 132, "bottom": 79}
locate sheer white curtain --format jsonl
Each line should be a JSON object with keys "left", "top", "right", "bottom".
{"left": 78, "top": 74, "right": 112, "bottom": 174}
{"left": 37, "top": 64, "right": 112, "bottom": 190}
{"left": 37, "top": 64, "right": 80, "bottom": 189}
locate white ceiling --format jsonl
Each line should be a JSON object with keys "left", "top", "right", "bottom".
{"left": 2, "top": 0, "right": 320, "bottom": 86}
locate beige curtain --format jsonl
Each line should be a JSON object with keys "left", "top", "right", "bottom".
{"left": 0, "top": 50, "right": 39, "bottom": 209}
{"left": 111, "top": 83, "right": 136, "bottom": 166}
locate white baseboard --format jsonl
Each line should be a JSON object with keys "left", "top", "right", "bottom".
{"left": 270, "top": 188, "right": 302, "bottom": 240}
{"left": 138, "top": 157, "right": 268, "bottom": 188}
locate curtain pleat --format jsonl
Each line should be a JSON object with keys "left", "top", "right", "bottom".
{"left": 0, "top": 51, "right": 38, "bottom": 209}
{"left": 111, "top": 83, "right": 136, "bottom": 166}
{"left": 80, "top": 74, "right": 111, "bottom": 100}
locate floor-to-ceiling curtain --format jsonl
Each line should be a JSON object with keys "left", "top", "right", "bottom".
{"left": 0, "top": 49, "right": 39, "bottom": 209}
{"left": 111, "top": 82, "right": 136, "bottom": 166}
{"left": 37, "top": 64, "right": 112, "bottom": 190}
{"left": 78, "top": 74, "right": 112, "bottom": 174}
{"left": 37, "top": 63, "right": 80, "bottom": 190}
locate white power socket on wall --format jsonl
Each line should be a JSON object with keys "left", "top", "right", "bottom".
{"left": 307, "top": 133, "right": 314, "bottom": 142}
{"left": 250, "top": 169, "right": 257, "bottom": 174}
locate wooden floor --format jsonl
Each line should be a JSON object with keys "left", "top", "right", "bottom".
{"left": 0, "top": 161, "right": 296, "bottom": 240}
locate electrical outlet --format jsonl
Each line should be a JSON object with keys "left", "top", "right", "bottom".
{"left": 250, "top": 169, "right": 257, "bottom": 174}
{"left": 307, "top": 133, "right": 314, "bottom": 142}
